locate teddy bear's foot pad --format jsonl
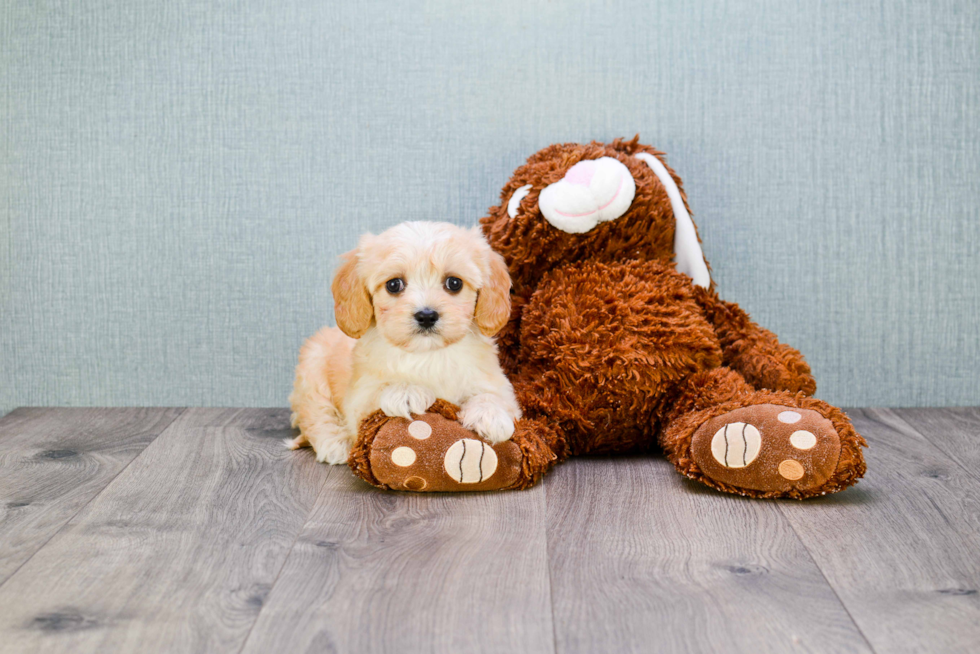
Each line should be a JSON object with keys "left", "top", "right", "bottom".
{"left": 691, "top": 404, "right": 841, "bottom": 494}
{"left": 369, "top": 412, "right": 523, "bottom": 491}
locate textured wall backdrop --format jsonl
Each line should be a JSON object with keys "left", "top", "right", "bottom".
{"left": 2, "top": 0, "right": 978, "bottom": 414}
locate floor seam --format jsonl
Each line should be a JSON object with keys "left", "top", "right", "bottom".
{"left": 543, "top": 475, "right": 560, "bottom": 654}
{"left": 0, "top": 407, "right": 187, "bottom": 592}
{"left": 884, "top": 408, "right": 980, "bottom": 485}
{"left": 235, "top": 462, "right": 335, "bottom": 654}
{"left": 776, "top": 498, "right": 879, "bottom": 654}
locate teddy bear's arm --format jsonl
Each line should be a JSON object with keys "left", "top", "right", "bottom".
{"left": 693, "top": 287, "right": 817, "bottom": 395}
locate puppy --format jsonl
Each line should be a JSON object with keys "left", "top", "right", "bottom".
{"left": 287, "top": 221, "right": 521, "bottom": 464}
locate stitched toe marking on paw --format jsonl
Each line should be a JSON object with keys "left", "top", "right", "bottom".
{"left": 404, "top": 476, "right": 427, "bottom": 491}
{"left": 391, "top": 446, "right": 416, "bottom": 467}
{"left": 778, "top": 411, "right": 802, "bottom": 424}
{"left": 779, "top": 459, "right": 805, "bottom": 480}
{"left": 710, "top": 423, "right": 761, "bottom": 468}
{"left": 789, "top": 430, "right": 817, "bottom": 450}
{"left": 444, "top": 439, "right": 498, "bottom": 483}
{"left": 407, "top": 420, "right": 432, "bottom": 440}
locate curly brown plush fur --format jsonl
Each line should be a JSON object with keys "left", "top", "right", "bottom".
{"left": 477, "top": 136, "right": 866, "bottom": 498}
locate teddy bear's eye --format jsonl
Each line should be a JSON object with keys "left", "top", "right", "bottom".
{"left": 507, "top": 184, "right": 533, "bottom": 218}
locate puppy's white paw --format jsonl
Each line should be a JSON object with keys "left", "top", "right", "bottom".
{"left": 379, "top": 383, "right": 436, "bottom": 419}
{"left": 460, "top": 396, "right": 517, "bottom": 444}
{"left": 312, "top": 435, "right": 352, "bottom": 465}
{"left": 283, "top": 435, "right": 306, "bottom": 450}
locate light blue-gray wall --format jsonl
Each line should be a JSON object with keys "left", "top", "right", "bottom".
{"left": 2, "top": 0, "right": 978, "bottom": 414}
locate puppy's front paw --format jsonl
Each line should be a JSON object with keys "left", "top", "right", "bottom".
{"left": 312, "top": 435, "right": 352, "bottom": 465}
{"left": 378, "top": 383, "right": 436, "bottom": 420}
{"left": 460, "top": 395, "right": 517, "bottom": 444}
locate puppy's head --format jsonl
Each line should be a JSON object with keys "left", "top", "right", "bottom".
{"left": 332, "top": 221, "right": 511, "bottom": 352}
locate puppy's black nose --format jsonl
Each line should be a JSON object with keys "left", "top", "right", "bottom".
{"left": 414, "top": 308, "right": 439, "bottom": 329}
{"left": 415, "top": 307, "right": 439, "bottom": 329}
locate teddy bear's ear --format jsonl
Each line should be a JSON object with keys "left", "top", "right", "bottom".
{"left": 635, "top": 153, "right": 711, "bottom": 288}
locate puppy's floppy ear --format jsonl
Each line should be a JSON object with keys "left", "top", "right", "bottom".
{"left": 332, "top": 249, "right": 373, "bottom": 338}
{"left": 475, "top": 250, "right": 512, "bottom": 337}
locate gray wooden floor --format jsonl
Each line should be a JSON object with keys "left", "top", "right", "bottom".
{"left": 0, "top": 408, "right": 978, "bottom": 653}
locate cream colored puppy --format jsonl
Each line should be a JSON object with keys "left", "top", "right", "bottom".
{"left": 287, "top": 221, "right": 520, "bottom": 464}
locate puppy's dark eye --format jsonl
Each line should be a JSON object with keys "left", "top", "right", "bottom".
{"left": 385, "top": 278, "right": 405, "bottom": 294}
{"left": 444, "top": 276, "right": 463, "bottom": 293}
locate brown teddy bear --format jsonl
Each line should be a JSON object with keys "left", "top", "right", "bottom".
{"left": 349, "top": 137, "right": 867, "bottom": 499}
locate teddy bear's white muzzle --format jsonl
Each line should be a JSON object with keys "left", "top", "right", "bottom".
{"left": 538, "top": 156, "right": 636, "bottom": 234}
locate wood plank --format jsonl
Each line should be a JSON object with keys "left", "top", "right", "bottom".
{"left": 0, "top": 408, "right": 183, "bottom": 585}
{"left": 0, "top": 408, "right": 324, "bottom": 654}
{"left": 546, "top": 456, "right": 871, "bottom": 654}
{"left": 779, "top": 408, "right": 980, "bottom": 654}
{"left": 894, "top": 407, "right": 980, "bottom": 480}
{"left": 239, "top": 468, "right": 555, "bottom": 654}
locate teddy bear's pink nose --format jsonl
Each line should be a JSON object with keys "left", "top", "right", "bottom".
{"left": 564, "top": 160, "right": 598, "bottom": 187}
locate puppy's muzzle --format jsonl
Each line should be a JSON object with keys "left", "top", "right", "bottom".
{"left": 414, "top": 308, "right": 440, "bottom": 330}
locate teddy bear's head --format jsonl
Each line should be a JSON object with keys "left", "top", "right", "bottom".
{"left": 480, "top": 136, "right": 710, "bottom": 294}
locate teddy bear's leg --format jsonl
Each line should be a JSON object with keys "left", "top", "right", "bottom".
{"left": 693, "top": 287, "right": 817, "bottom": 395}
{"left": 347, "top": 400, "right": 561, "bottom": 492}
{"left": 659, "top": 367, "right": 867, "bottom": 499}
